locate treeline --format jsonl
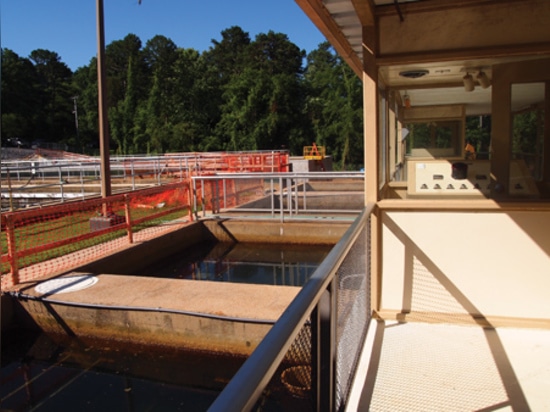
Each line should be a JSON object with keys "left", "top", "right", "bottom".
{"left": 1, "top": 26, "right": 363, "bottom": 169}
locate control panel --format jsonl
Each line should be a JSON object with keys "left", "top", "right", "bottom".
{"left": 407, "top": 159, "right": 538, "bottom": 198}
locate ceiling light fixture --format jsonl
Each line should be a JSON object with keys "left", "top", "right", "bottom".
{"left": 463, "top": 73, "right": 475, "bottom": 92}
{"left": 461, "top": 66, "right": 492, "bottom": 90}
{"left": 399, "top": 69, "right": 429, "bottom": 79}
{"left": 476, "top": 71, "right": 491, "bottom": 89}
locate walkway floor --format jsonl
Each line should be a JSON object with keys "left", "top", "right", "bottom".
{"left": 348, "top": 320, "right": 550, "bottom": 411}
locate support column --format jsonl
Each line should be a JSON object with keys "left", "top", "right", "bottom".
{"left": 363, "top": 27, "right": 379, "bottom": 205}
{"left": 362, "top": 24, "right": 381, "bottom": 312}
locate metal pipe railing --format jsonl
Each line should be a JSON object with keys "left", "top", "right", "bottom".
{"left": 208, "top": 204, "right": 373, "bottom": 411}
{"left": 1, "top": 152, "right": 291, "bottom": 211}
{"left": 192, "top": 172, "right": 364, "bottom": 221}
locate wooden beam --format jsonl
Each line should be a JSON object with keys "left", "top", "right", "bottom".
{"left": 376, "top": 43, "right": 550, "bottom": 67}
{"left": 378, "top": 0, "right": 550, "bottom": 58}
{"left": 351, "top": 0, "right": 376, "bottom": 27}
{"left": 363, "top": 70, "right": 378, "bottom": 204}
{"left": 375, "top": 0, "right": 524, "bottom": 17}
{"left": 545, "top": 82, "right": 550, "bottom": 183}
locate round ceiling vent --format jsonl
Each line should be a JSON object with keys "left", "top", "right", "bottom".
{"left": 399, "top": 69, "right": 429, "bottom": 79}
{"left": 35, "top": 275, "right": 98, "bottom": 295}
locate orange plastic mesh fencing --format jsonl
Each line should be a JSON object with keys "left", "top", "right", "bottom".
{"left": 1, "top": 181, "right": 192, "bottom": 290}
{"left": 163, "top": 151, "right": 290, "bottom": 174}
{"left": 222, "top": 152, "right": 290, "bottom": 173}
{"left": 199, "top": 178, "right": 265, "bottom": 212}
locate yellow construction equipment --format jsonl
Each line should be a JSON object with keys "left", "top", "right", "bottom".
{"left": 303, "top": 143, "right": 325, "bottom": 160}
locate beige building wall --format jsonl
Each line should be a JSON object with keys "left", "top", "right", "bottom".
{"left": 380, "top": 210, "right": 550, "bottom": 323}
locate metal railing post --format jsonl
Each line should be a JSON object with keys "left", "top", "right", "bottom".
{"left": 192, "top": 178, "right": 198, "bottom": 219}
{"left": 279, "top": 176, "right": 284, "bottom": 223}
{"left": 157, "top": 158, "right": 161, "bottom": 185}
{"left": 271, "top": 178, "right": 275, "bottom": 217}
{"left": 124, "top": 194, "right": 133, "bottom": 244}
{"left": 294, "top": 178, "right": 299, "bottom": 214}
{"left": 287, "top": 177, "right": 293, "bottom": 217}
{"left": 223, "top": 178, "right": 227, "bottom": 210}
{"left": 58, "top": 166, "right": 65, "bottom": 202}
{"left": 5, "top": 214, "right": 19, "bottom": 286}
{"left": 80, "top": 164, "right": 85, "bottom": 199}
{"left": 131, "top": 160, "right": 136, "bottom": 190}
{"left": 186, "top": 179, "right": 194, "bottom": 222}
{"left": 6, "top": 168, "right": 14, "bottom": 211}
{"left": 312, "top": 283, "right": 336, "bottom": 412}
{"left": 214, "top": 178, "right": 220, "bottom": 214}
{"left": 201, "top": 178, "right": 206, "bottom": 218}
{"left": 302, "top": 178, "right": 307, "bottom": 212}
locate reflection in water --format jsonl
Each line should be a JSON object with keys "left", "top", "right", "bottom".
{"left": 136, "top": 242, "right": 333, "bottom": 287}
{"left": 1, "top": 327, "right": 310, "bottom": 411}
{"left": 1, "top": 329, "right": 233, "bottom": 411}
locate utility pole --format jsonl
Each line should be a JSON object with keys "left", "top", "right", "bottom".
{"left": 96, "top": 0, "right": 112, "bottom": 211}
{"left": 72, "top": 96, "right": 80, "bottom": 153}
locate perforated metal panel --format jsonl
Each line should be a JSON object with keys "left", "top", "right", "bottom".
{"left": 335, "top": 219, "right": 370, "bottom": 409}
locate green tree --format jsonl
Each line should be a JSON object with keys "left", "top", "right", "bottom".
{"left": 201, "top": 26, "right": 253, "bottom": 151}
{"left": 1, "top": 49, "right": 39, "bottom": 142}
{"left": 168, "top": 48, "right": 216, "bottom": 152}
{"left": 109, "top": 54, "right": 142, "bottom": 154}
{"left": 105, "top": 34, "right": 149, "bottom": 154}
{"left": 132, "top": 35, "right": 180, "bottom": 153}
{"left": 3, "top": 28, "right": 366, "bottom": 163}
{"left": 29, "top": 49, "right": 74, "bottom": 145}
{"left": 204, "top": 26, "right": 251, "bottom": 82}
{"left": 304, "top": 42, "right": 363, "bottom": 169}
{"left": 249, "top": 31, "right": 303, "bottom": 75}
{"left": 215, "top": 30, "right": 306, "bottom": 153}
{"left": 72, "top": 62, "right": 99, "bottom": 153}
{"left": 106, "top": 34, "right": 148, "bottom": 105}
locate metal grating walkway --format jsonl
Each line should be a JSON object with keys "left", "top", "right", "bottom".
{"left": 349, "top": 320, "right": 550, "bottom": 411}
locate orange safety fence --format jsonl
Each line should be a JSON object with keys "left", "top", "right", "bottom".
{"left": 222, "top": 152, "right": 290, "bottom": 173}
{"left": 0, "top": 175, "right": 272, "bottom": 290}
{"left": 197, "top": 178, "right": 266, "bottom": 213}
{"left": 1, "top": 181, "right": 194, "bottom": 290}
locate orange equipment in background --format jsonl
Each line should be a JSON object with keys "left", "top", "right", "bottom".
{"left": 303, "top": 143, "right": 326, "bottom": 160}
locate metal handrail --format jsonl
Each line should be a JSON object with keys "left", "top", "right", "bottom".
{"left": 196, "top": 171, "right": 364, "bottom": 179}
{"left": 208, "top": 204, "right": 373, "bottom": 411}
{"left": 192, "top": 172, "right": 364, "bottom": 221}
{"left": 1, "top": 152, "right": 292, "bottom": 211}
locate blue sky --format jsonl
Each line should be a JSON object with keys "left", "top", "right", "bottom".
{"left": 1, "top": 0, "right": 327, "bottom": 71}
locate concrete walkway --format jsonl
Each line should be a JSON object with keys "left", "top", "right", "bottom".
{"left": 22, "top": 272, "right": 300, "bottom": 322}
{"left": 14, "top": 272, "right": 301, "bottom": 356}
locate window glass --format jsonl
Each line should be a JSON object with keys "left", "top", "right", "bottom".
{"left": 405, "top": 120, "right": 462, "bottom": 158}
{"left": 509, "top": 82, "right": 546, "bottom": 198}
{"left": 379, "top": 89, "right": 387, "bottom": 189}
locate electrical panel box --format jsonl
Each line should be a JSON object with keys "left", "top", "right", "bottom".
{"left": 407, "top": 159, "right": 538, "bottom": 198}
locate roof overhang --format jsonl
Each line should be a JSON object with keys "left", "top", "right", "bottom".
{"left": 295, "top": 0, "right": 550, "bottom": 115}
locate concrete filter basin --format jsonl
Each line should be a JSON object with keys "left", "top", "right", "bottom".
{"left": 1, "top": 218, "right": 351, "bottom": 410}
